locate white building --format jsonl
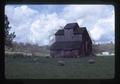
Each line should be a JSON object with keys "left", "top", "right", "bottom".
{"left": 102, "top": 52, "right": 109, "bottom": 55}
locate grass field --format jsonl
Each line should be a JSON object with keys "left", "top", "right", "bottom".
{"left": 5, "top": 55, "right": 114, "bottom": 79}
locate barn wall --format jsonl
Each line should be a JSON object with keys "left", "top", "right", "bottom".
{"left": 63, "top": 50, "right": 81, "bottom": 58}
{"left": 51, "top": 50, "right": 67, "bottom": 58}
{"left": 56, "top": 36, "right": 64, "bottom": 42}
{"left": 73, "top": 35, "right": 82, "bottom": 41}
{"left": 87, "top": 39, "right": 92, "bottom": 55}
{"left": 51, "top": 49, "right": 85, "bottom": 58}
{"left": 82, "top": 31, "right": 92, "bottom": 56}
{"left": 55, "top": 29, "right": 82, "bottom": 42}
{"left": 55, "top": 50, "right": 62, "bottom": 58}
{"left": 61, "top": 50, "right": 64, "bottom": 57}
{"left": 50, "top": 50, "right": 61, "bottom": 58}
{"left": 64, "top": 29, "right": 73, "bottom": 41}
{"left": 64, "top": 51, "right": 70, "bottom": 56}
{"left": 72, "top": 50, "right": 79, "bottom": 58}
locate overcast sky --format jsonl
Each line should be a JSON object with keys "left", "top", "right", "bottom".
{"left": 5, "top": 5, "right": 114, "bottom": 46}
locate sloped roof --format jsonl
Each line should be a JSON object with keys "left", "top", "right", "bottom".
{"left": 64, "top": 23, "right": 79, "bottom": 29}
{"left": 74, "top": 27, "right": 86, "bottom": 34}
{"left": 50, "top": 41, "right": 82, "bottom": 50}
{"left": 55, "top": 29, "right": 64, "bottom": 35}
{"left": 55, "top": 23, "right": 87, "bottom": 35}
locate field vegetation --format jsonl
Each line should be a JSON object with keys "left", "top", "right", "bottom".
{"left": 5, "top": 54, "right": 114, "bottom": 79}
{"left": 5, "top": 40, "right": 115, "bottom": 79}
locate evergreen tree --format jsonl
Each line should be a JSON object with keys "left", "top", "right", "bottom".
{"left": 5, "top": 15, "right": 16, "bottom": 47}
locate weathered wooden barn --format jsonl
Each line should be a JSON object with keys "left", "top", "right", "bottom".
{"left": 50, "top": 23, "right": 92, "bottom": 58}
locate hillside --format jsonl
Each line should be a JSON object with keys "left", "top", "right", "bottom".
{"left": 5, "top": 42, "right": 50, "bottom": 56}
{"left": 5, "top": 41, "right": 115, "bottom": 56}
{"left": 93, "top": 42, "right": 114, "bottom": 54}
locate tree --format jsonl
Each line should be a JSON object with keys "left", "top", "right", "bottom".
{"left": 5, "top": 15, "right": 16, "bottom": 47}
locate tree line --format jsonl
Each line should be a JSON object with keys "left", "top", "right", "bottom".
{"left": 5, "top": 15, "right": 16, "bottom": 47}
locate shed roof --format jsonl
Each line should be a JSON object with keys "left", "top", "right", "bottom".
{"left": 50, "top": 41, "right": 82, "bottom": 50}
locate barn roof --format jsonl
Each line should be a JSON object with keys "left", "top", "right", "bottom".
{"left": 55, "top": 29, "right": 64, "bottom": 35}
{"left": 55, "top": 23, "right": 87, "bottom": 35}
{"left": 74, "top": 27, "right": 86, "bottom": 34}
{"left": 64, "top": 23, "right": 79, "bottom": 29}
{"left": 50, "top": 41, "right": 82, "bottom": 50}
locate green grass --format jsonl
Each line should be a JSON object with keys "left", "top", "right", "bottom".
{"left": 5, "top": 55, "right": 114, "bottom": 79}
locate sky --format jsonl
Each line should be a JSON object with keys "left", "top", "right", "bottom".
{"left": 5, "top": 5, "right": 115, "bottom": 46}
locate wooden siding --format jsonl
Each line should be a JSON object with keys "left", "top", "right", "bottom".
{"left": 56, "top": 34, "right": 82, "bottom": 42}
{"left": 73, "top": 35, "right": 82, "bottom": 41}
{"left": 64, "top": 29, "right": 73, "bottom": 41}
{"left": 56, "top": 36, "right": 64, "bottom": 42}
{"left": 55, "top": 29, "right": 82, "bottom": 42}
